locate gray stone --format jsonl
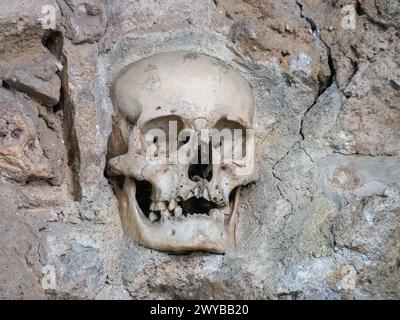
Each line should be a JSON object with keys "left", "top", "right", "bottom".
{"left": 0, "top": 0, "right": 399, "bottom": 300}
{"left": 57, "top": 0, "right": 107, "bottom": 44}
{"left": 4, "top": 57, "right": 61, "bottom": 107}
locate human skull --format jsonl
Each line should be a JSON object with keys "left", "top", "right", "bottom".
{"left": 107, "top": 51, "right": 258, "bottom": 253}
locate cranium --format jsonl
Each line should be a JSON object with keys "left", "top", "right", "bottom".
{"left": 107, "top": 51, "right": 257, "bottom": 253}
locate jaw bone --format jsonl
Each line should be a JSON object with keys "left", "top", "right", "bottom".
{"left": 118, "top": 178, "right": 241, "bottom": 253}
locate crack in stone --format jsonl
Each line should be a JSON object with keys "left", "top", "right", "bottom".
{"left": 271, "top": 145, "right": 296, "bottom": 215}
{"left": 332, "top": 150, "right": 396, "bottom": 157}
{"left": 298, "top": 144, "right": 314, "bottom": 163}
{"left": 355, "top": 0, "right": 391, "bottom": 30}
{"left": 296, "top": 1, "right": 336, "bottom": 141}
{"left": 59, "top": 48, "right": 83, "bottom": 201}
{"left": 271, "top": 143, "right": 316, "bottom": 217}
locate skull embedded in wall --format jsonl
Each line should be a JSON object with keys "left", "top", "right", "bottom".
{"left": 107, "top": 51, "right": 258, "bottom": 253}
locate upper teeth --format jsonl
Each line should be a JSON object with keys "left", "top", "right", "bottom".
{"left": 147, "top": 209, "right": 221, "bottom": 222}
{"left": 147, "top": 191, "right": 227, "bottom": 223}
{"left": 161, "top": 210, "right": 171, "bottom": 221}
{"left": 150, "top": 201, "right": 167, "bottom": 211}
{"left": 202, "top": 189, "right": 210, "bottom": 200}
{"left": 210, "top": 209, "right": 219, "bottom": 219}
{"left": 188, "top": 191, "right": 194, "bottom": 198}
{"left": 149, "top": 212, "right": 159, "bottom": 223}
{"left": 174, "top": 206, "right": 183, "bottom": 218}
{"left": 168, "top": 198, "right": 176, "bottom": 211}
{"left": 157, "top": 201, "right": 167, "bottom": 211}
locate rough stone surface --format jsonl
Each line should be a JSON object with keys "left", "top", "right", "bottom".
{"left": 56, "top": 0, "right": 107, "bottom": 44}
{"left": 0, "top": 87, "right": 67, "bottom": 184}
{"left": 0, "top": 0, "right": 399, "bottom": 299}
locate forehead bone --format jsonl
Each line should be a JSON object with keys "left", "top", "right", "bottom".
{"left": 111, "top": 51, "right": 255, "bottom": 125}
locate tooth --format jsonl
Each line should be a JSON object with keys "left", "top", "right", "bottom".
{"left": 210, "top": 209, "right": 219, "bottom": 219}
{"left": 188, "top": 191, "right": 194, "bottom": 199}
{"left": 149, "top": 212, "right": 159, "bottom": 223}
{"left": 203, "top": 189, "right": 210, "bottom": 200}
{"left": 224, "top": 207, "right": 230, "bottom": 215}
{"left": 194, "top": 187, "right": 200, "bottom": 197}
{"left": 168, "top": 198, "right": 176, "bottom": 211}
{"left": 180, "top": 190, "right": 189, "bottom": 201}
{"left": 150, "top": 202, "right": 156, "bottom": 211}
{"left": 174, "top": 206, "right": 182, "bottom": 218}
{"left": 161, "top": 210, "right": 171, "bottom": 221}
{"left": 156, "top": 201, "right": 167, "bottom": 211}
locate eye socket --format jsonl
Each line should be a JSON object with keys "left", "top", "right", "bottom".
{"left": 212, "top": 118, "right": 248, "bottom": 159}
{"left": 216, "top": 136, "right": 224, "bottom": 148}
{"left": 141, "top": 116, "right": 184, "bottom": 156}
{"left": 177, "top": 131, "right": 191, "bottom": 150}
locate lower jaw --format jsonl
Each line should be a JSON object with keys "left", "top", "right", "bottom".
{"left": 118, "top": 178, "right": 238, "bottom": 253}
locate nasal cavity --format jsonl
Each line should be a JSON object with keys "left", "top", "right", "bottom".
{"left": 188, "top": 145, "right": 212, "bottom": 182}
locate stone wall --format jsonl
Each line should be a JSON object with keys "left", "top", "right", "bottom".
{"left": 0, "top": 0, "right": 399, "bottom": 299}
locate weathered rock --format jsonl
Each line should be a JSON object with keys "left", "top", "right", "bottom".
{"left": 0, "top": 1, "right": 62, "bottom": 108}
{"left": 298, "top": 0, "right": 400, "bottom": 157}
{"left": 0, "top": 0, "right": 60, "bottom": 50}
{"left": 361, "top": 0, "right": 400, "bottom": 29}
{"left": 0, "top": 86, "right": 68, "bottom": 185}
{"left": 328, "top": 94, "right": 400, "bottom": 156}
{"left": 1, "top": 0, "right": 400, "bottom": 300}
{"left": 61, "top": 39, "right": 111, "bottom": 197}
{"left": 57, "top": 0, "right": 107, "bottom": 44}
{"left": 301, "top": 84, "right": 345, "bottom": 160}
{"left": 3, "top": 51, "right": 61, "bottom": 107}
{"left": 218, "top": 0, "right": 331, "bottom": 88}
{"left": 0, "top": 88, "right": 52, "bottom": 182}
{"left": 103, "top": 0, "right": 213, "bottom": 36}
{"left": 0, "top": 210, "right": 46, "bottom": 299}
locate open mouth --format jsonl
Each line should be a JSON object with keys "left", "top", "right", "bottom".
{"left": 113, "top": 177, "right": 240, "bottom": 253}
{"left": 134, "top": 179, "right": 235, "bottom": 223}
